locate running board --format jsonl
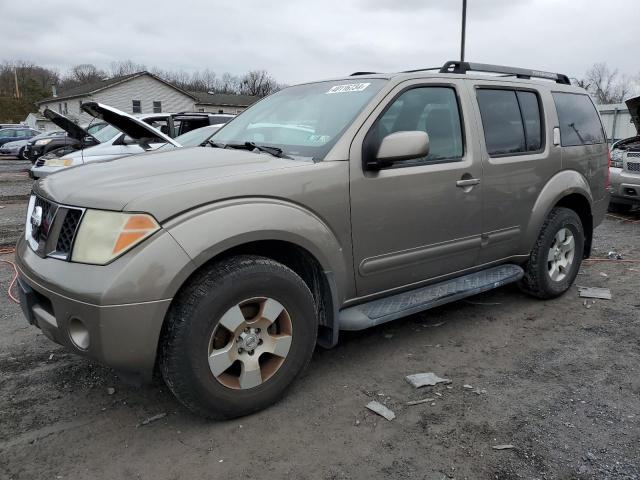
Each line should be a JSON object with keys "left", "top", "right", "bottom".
{"left": 339, "top": 264, "right": 524, "bottom": 331}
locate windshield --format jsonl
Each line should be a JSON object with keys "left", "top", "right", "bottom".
{"left": 211, "top": 79, "right": 386, "bottom": 160}
{"left": 175, "top": 125, "right": 219, "bottom": 147}
{"left": 91, "top": 124, "right": 121, "bottom": 143}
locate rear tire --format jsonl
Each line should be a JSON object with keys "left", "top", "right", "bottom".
{"left": 519, "top": 207, "right": 584, "bottom": 299}
{"left": 160, "top": 255, "right": 317, "bottom": 419}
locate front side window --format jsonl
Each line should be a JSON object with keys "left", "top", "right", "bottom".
{"left": 132, "top": 100, "right": 142, "bottom": 114}
{"left": 212, "top": 79, "right": 386, "bottom": 160}
{"left": 552, "top": 92, "right": 605, "bottom": 147}
{"left": 365, "top": 86, "right": 464, "bottom": 167}
{"left": 153, "top": 101, "right": 162, "bottom": 113}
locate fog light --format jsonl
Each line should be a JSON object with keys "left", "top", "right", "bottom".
{"left": 68, "top": 317, "right": 90, "bottom": 350}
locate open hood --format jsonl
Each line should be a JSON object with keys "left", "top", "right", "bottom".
{"left": 42, "top": 108, "right": 98, "bottom": 144}
{"left": 626, "top": 96, "right": 640, "bottom": 135}
{"left": 81, "top": 102, "right": 181, "bottom": 147}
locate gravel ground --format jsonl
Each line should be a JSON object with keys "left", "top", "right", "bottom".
{"left": 0, "top": 163, "right": 639, "bottom": 479}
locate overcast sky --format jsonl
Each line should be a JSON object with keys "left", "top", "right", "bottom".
{"left": 2, "top": 0, "right": 638, "bottom": 84}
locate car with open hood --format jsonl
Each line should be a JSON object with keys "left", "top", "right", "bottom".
{"left": 23, "top": 109, "right": 108, "bottom": 163}
{"left": 16, "top": 61, "right": 609, "bottom": 419}
{"left": 31, "top": 103, "right": 180, "bottom": 178}
{"left": 609, "top": 95, "right": 640, "bottom": 212}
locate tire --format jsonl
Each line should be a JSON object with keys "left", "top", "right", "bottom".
{"left": 160, "top": 255, "right": 317, "bottom": 419}
{"left": 18, "top": 147, "right": 25, "bottom": 160}
{"left": 608, "top": 202, "right": 632, "bottom": 214}
{"left": 519, "top": 207, "right": 585, "bottom": 299}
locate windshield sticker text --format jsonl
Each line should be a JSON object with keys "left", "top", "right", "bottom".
{"left": 326, "top": 83, "right": 371, "bottom": 94}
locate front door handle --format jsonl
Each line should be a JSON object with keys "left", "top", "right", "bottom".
{"left": 456, "top": 178, "right": 480, "bottom": 187}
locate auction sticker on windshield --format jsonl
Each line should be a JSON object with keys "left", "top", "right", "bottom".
{"left": 326, "top": 83, "right": 371, "bottom": 94}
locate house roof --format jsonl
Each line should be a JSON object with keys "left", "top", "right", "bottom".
{"left": 189, "top": 91, "right": 260, "bottom": 107}
{"left": 37, "top": 71, "right": 197, "bottom": 104}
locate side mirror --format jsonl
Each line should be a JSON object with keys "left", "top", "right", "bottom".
{"left": 370, "top": 131, "right": 430, "bottom": 170}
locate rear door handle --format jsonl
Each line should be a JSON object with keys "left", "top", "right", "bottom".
{"left": 456, "top": 178, "right": 480, "bottom": 187}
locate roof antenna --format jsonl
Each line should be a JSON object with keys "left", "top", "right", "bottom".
{"left": 460, "top": 0, "right": 467, "bottom": 62}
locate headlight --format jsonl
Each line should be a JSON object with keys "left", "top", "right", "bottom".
{"left": 35, "top": 138, "right": 53, "bottom": 146}
{"left": 71, "top": 210, "right": 160, "bottom": 265}
{"left": 43, "top": 158, "right": 74, "bottom": 167}
{"left": 611, "top": 149, "right": 624, "bottom": 168}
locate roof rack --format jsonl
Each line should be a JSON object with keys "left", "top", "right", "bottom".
{"left": 439, "top": 61, "right": 571, "bottom": 85}
{"left": 350, "top": 71, "right": 378, "bottom": 76}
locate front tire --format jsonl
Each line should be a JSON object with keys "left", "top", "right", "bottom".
{"left": 519, "top": 207, "right": 584, "bottom": 299}
{"left": 160, "top": 255, "right": 317, "bottom": 419}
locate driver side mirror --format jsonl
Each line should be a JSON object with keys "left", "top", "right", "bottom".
{"left": 369, "top": 131, "right": 430, "bottom": 170}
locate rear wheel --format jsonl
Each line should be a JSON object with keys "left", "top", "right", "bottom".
{"left": 160, "top": 255, "right": 317, "bottom": 419}
{"left": 519, "top": 207, "right": 584, "bottom": 299}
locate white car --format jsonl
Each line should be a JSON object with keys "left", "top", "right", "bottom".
{"left": 31, "top": 103, "right": 180, "bottom": 178}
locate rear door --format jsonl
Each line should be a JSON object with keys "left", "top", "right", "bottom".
{"left": 467, "top": 81, "right": 557, "bottom": 262}
{"left": 349, "top": 78, "right": 483, "bottom": 297}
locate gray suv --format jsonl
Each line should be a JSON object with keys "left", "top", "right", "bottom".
{"left": 609, "top": 95, "right": 640, "bottom": 212}
{"left": 16, "top": 61, "right": 609, "bottom": 418}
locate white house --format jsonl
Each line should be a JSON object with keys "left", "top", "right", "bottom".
{"left": 35, "top": 71, "right": 259, "bottom": 124}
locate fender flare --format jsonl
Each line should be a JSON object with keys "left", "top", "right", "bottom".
{"left": 163, "top": 197, "right": 350, "bottom": 302}
{"left": 522, "top": 170, "right": 593, "bottom": 253}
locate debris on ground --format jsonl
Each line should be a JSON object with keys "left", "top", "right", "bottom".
{"left": 463, "top": 384, "right": 474, "bottom": 390}
{"left": 599, "top": 272, "right": 608, "bottom": 277}
{"left": 423, "top": 321, "right": 446, "bottom": 328}
{"left": 107, "top": 387, "right": 115, "bottom": 395}
{"left": 366, "top": 401, "right": 395, "bottom": 421}
{"left": 578, "top": 286, "right": 612, "bottom": 300}
{"left": 48, "top": 354, "right": 54, "bottom": 360}
{"left": 406, "top": 398, "right": 435, "bottom": 406}
{"left": 474, "top": 389, "right": 487, "bottom": 395}
{"left": 405, "top": 372, "right": 451, "bottom": 388}
{"left": 136, "top": 413, "right": 167, "bottom": 427}
{"left": 492, "top": 444, "right": 515, "bottom": 450}
{"left": 608, "top": 251, "right": 623, "bottom": 260}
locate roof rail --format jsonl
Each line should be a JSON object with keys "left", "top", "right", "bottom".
{"left": 439, "top": 61, "right": 571, "bottom": 85}
{"left": 350, "top": 71, "right": 378, "bottom": 76}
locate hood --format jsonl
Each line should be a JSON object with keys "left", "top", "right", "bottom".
{"left": 625, "top": 96, "right": 640, "bottom": 135}
{"left": 34, "top": 147, "right": 310, "bottom": 221}
{"left": 81, "top": 102, "right": 181, "bottom": 147}
{"left": 43, "top": 109, "right": 98, "bottom": 144}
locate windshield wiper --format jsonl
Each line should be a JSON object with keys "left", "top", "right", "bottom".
{"left": 216, "top": 141, "right": 292, "bottom": 159}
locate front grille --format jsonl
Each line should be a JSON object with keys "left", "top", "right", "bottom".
{"left": 627, "top": 152, "right": 640, "bottom": 158}
{"left": 28, "top": 194, "right": 84, "bottom": 260}
{"left": 627, "top": 162, "right": 640, "bottom": 172}
{"left": 55, "top": 209, "right": 82, "bottom": 255}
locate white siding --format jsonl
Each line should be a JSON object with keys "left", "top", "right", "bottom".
{"left": 195, "top": 104, "right": 248, "bottom": 115}
{"left": 93, "top": 75, "right": 194, "bottom": 116}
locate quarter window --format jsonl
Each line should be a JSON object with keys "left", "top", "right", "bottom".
{"left": 132, "top": 100, "right": 142, "bottom": 114}
{"left": 476, "top": 88, "right": 543, "bottom": 156}
{"left": 367, "top": 86, "right": 464, "bottom": 167}
{"left": 153, "top": 101, "right": 162, "bottom": 113}
{"left": 552, "top": 92, "right": 605, "bottom": 146}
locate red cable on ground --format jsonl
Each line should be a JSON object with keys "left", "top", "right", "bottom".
{"left": 0, "top": 247, "right": 20, "bottom": 304}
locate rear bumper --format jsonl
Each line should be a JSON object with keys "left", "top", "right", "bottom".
{"left": 609, "top": 168, "right": 640, "bottom": 205}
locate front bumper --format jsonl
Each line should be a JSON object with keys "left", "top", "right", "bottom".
{"left": 609, "top": 168, "right": 640, "bottom": 205}
{"left": 15, "top": 229, "right": 194, "bottom": 382}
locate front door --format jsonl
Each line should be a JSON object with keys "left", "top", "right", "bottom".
{"left": 349, "top": 79, "right": 483, "bottom": 297}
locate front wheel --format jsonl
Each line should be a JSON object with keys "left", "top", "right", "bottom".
{"left": 160, "top": 255, "right": 317, "bottom": 419}
{"left": 519, "top": 207, "right": 585, "bottom": 299}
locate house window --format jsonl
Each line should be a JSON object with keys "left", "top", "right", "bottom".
{"left": 79, "top": 100, "right": 83, "bottom": 112}
{"left": 63, "top": 102, "right": 68, "bottom": 115}
{"left": 198, "top": 108, "right": 204, "bottom": 112}
{"left": 58, "top": 103, "right": 63, "bottom": 113}
{"left": 153, "top": 101, "right": 162, "bottom": 113}
{"left": 132, "top": 100, "right": 142, "bottom": 114}
{"left": 218, "top": 109, "right": 224, "bottom": 114}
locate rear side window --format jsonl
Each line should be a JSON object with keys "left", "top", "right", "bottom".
{"left": 476, "top": 89, "right": 543, "bottom": 156}
{"left": 552, "top": 92, "right": 604, "bottom": 146}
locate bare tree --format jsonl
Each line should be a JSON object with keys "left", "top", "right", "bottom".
{"left": 240, "top": 70, "right": 278, "bottom": 97}
{"left": 110, "top": 59, "right": 147, "bottom": 77}
{"left": 575, "top": 63, "right": 634, "bottom": 104}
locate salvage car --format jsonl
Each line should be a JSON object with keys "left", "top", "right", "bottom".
{"left": 31, "top": 103, "right": 181, "bottom": 178}
{"left": 0, "top": 138, "right": 30, "bottom": 158}
{"left": 0, "top": 127, "right": 40, "bottom": 147}
{"left": 16, "top": 61, "right": 609, "bottom": 419}
{"left": 608, "top": 95, "right": 640, "bottom": 212}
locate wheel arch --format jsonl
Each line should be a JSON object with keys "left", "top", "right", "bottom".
{"left": 524, "top": 170, "right": 594, "bottom": 258}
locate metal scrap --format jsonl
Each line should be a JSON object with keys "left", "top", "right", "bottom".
{"left": 366, "top": 401, "right": 395, "bottom": 421}
{"left": 136, "top": 413, "right": 167, "bottom": 427}
{"left": 492, "top": 444, "right": 515, "bottom": 450}
{"left": 578, "top": 286, "right": 612, "bottom": 300}
{"left": 406, "top": 398, "right": 435, "bottom": 406}
{"left": 405, "top": 372, "right": 451, "bottom": 388}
